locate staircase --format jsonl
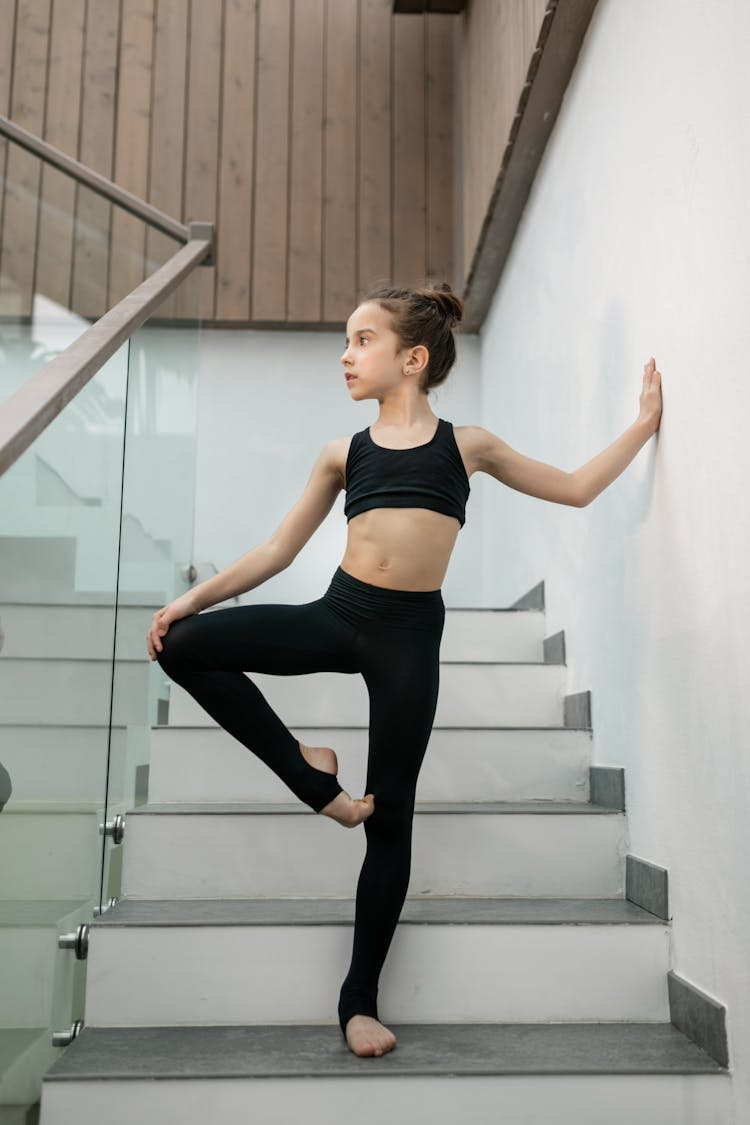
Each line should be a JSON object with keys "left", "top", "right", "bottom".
{"left": 38, "top": 594, "right": 731, "bottom": 1123}
{"left": 0, "top": 594, "right": 163, "bottom": 1116}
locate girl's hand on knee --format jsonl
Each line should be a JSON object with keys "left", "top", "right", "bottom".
{"left": 146, "top": 592, "right": 200, "bottom": 661}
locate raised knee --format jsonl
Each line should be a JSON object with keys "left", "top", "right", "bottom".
{"left": 155, "top": 618, "right": 194, "bottom": 673}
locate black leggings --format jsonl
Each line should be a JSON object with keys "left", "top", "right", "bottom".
{"left": 156, "top": 564, "right": 445, "bottom": 1037}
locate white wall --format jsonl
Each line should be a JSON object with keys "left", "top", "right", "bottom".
{"left": 192, "top": 329, "right": 483, "bottom": 607}
{"left": 476, "top": 0, "right": 749, "bottom": 1114}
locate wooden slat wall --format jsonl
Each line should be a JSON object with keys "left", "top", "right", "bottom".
{"left": 71, "top": 0, "right": 120, "bottom": 319}
{"left": 287, "top": 0, "right": 324, "bottom": 321}
{"left": 252, "top": 0, "right": 291, "bottom": 321}
{"left": 456, "top": 0, "right": 548, "bottom": 287}
{"left": 358, "top": 0, "right": 392, "bottom": 296}
{"left": 110, "top": 0, "right": 154, "bottom": 308}
{"left": 146, "top": 0, "right": 189, "bottom": 322}
{"left": 39, "top": 0, "right": 86, "bottom": 313}
{"left": 0, "top": 0, "right": 49, "bottom": 318}
{"left": 0, "top": 0, "right": 455, "bottom": 326}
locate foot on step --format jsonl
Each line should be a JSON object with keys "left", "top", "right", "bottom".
{"left": 319, "top": 790, "right": 375, "bottom": 828}
{"left": 344, "top": 1015, "right": 397, "bottom": 1057}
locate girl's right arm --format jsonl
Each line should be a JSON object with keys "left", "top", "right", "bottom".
{"left": 146, "top": 439, "right": 344, "bottom": 659}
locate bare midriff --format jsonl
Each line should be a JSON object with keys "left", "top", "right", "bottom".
{"left": 339, "top": 508, "right": 461, "bottom": 592}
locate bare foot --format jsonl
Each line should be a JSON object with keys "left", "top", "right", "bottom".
{"left": 298, "top": 741, "right": 375, "bottom": 828}
{"left": 345, "top": 1015, "right": 397, "bottom": 1057}
{"left": 298, "top": 740, "right": 339, "bottom": 776}
{"left": 320, "top": 790, "right": 375, "bottom": 828}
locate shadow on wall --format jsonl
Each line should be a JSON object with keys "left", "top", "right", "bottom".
{"left": 0, "top": 761, "right": 10, "bottom": 812}
{"left": 0, "top": 616, "right": 9, "bottom": 811}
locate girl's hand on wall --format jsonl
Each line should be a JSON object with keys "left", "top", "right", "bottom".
{"left": 146, "top": 592, "right": 199, "bottom": 661}
{"left": 638, "top": 357, "right": 662, "bottom": 432}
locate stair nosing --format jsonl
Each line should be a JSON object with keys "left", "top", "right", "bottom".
{"left": 41, "top": 1022, "right": 728, "bottom": 1080}
{"left": 127, "top": 800, "right": 619, "bottom": 816}
{"left": 90, "top": 895, "right": 667, "bottom": 928}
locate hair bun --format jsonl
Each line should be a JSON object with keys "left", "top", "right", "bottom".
{"left": 421, "top": 282, "right": 463, "bottom": 328}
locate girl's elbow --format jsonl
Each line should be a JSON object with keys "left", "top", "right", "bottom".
{"left": 569, "top": 474, "right": 589, "bottom": 507}
{"left": 265, "top": 537, "right": 296, "bottom": 570}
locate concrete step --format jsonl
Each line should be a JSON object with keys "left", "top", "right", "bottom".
{"left": 166, "top": 662, "right": 570, "bottom": 728}
{"left": 121, "top": 801, "right": 626, "bottom": 899}
{"left": 0, "top": 899, "right": 91, "bottom": 1026}
{"left": 0, "top": 603, "right": 546, "bottom": 662}
{"left": 148, "top": 724, "right": 593, "bottom": 804}
{"left": 0, "top": 658, "right": 155, "bottom": 726}
{"left": 83, "top": 896, "right": 670, "bottom": 1025}
{"left": 39, "top": 1023, "right": 730, "bottom": 1125}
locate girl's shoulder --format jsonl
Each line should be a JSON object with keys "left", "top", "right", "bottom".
{"left": 451, "top": 424, "right": 485, "bottom": 478}
{"left": 326, "top": 433, "right": 357, "bottom": 490}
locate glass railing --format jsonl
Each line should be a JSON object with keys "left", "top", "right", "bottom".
{"left": 0, "top": 126, "right": 204, "bottom": 1116}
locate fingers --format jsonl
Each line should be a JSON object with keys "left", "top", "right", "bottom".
{"left": 146, "top": 607, "right": 168, "bottom": 661}
{"left": 643, "top": 357, "right": 661, "bottom": 381}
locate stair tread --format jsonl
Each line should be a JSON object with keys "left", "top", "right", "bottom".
{"left": 151, "top": 724, "right": 590, "bottom": 732}
{"left": 43, "top": 1022, "right": 726, "bottom": 1079}
{"left": 92, "top": 896, "right": 663, "bottom": 927}
{"left": 128, "top": 799, "right": 617, "bottom": 815}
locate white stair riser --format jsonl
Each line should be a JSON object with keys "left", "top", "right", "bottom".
{"left": 0, "top": 604, "right": 157, "bottom": 660}
{"left": 0, "top": 911, "right": 91, "bottom": 1026}
{"left": 0, "top": 812, "right": 101, "bottom": 898}
{"left": 0, "top": 604, "right": 546, "bottom": 663}
{"left": 167, "top": 665, "right": 568, "bottom": 728}
{"left": 39, "top": 1074, "right": 733, "bottom": 1125}
{"left": 84, "top": 924, "right": 670, "bottom": 1025}
{"left": 0, "top": 660, "right": 150, "bottom": 725}
{"left": 0, "top": 929, "right": 60, "bottom": 1025}
{"left": 122, "top": 813, "right": 626, "bottom": 899}
{"left": 148, "top": 727, "right": 592, "bottom": 804}
{"left": 4, "top": 1033, "right": 58, "bottom": 1109}
{"left": 1, "top": 726, "right": 145, "bottom": 805}
{"left": 441, "top": 610, "right": 545, "bottom": 661}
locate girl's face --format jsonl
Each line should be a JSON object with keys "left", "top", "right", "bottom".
{"left": 341, "top": 302, "right": 410, "bottom": 400}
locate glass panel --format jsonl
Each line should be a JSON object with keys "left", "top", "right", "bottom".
{"left": 100, "top": 273, "right": 202, "bottom": 910}
{"left": 0, "top": 133, "right": 183, "bottom": 401}
{"left": 0, "top": 341, "right": 128, "bottom": 1109}
{"left": 0, "top": 176, "right": 202, "bottom": 1114}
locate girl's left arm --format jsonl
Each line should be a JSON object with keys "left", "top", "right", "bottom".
{"left": 471, "top": 357, "right": 663, "bottom": 508}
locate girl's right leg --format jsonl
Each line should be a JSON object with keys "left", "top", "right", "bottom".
{"left": 155, "top": 597, "right": 360, "bottom": 812}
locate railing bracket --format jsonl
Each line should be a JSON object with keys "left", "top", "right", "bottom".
{"left": 58, "top": 924, "right": 90, "bottom": 960}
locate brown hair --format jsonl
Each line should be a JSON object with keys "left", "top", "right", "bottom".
{"left": 363, "top": 281, "right": 464, "bottom": 393}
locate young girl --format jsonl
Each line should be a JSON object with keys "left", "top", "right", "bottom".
{"left": 146, "top": 282, "right": 663, "bottom": 1059}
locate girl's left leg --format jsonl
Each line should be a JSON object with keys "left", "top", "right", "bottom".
{"left": 337, "top": 618, "right": 443, "bottom": 1043}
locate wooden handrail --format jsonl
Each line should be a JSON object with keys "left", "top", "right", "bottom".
{"left": 0, "top": 114, "right": 188, "bottom": 243}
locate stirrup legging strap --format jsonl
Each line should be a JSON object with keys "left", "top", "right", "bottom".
{"left": 156, "top": 564, "right": 445, "bottom": 1037}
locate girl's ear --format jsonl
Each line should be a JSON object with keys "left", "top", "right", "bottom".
{"left": 404, "top": 344, "right": 429, "bottom": 376}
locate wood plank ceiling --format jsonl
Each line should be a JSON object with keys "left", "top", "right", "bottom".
{"left": 0, "top": 0, "right": 456, "bottom": 327}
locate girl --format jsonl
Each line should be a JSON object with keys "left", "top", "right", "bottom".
{"left": 146, "top": 282, "right": 663, "bottom": 1058}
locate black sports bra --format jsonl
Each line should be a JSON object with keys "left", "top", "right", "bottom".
{"left": 343, "top": 417, "right": 470, "bottom": 528}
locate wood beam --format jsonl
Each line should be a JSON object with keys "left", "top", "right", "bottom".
{"left": 462, "top": 0, "right": 600, "bottom": 332}
{"left": 393, "top": 1, "right": 465, "bottom": 13}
